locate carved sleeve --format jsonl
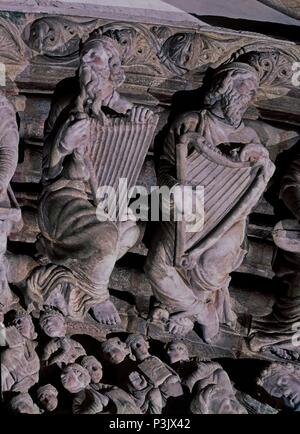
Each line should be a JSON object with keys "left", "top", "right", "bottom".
{"left": 157, "top": 112, "right": 202, "bottom": 189}
{"left": 42, "top": 82, "right": 77, "bottom": 179}
{"left": 279, "top": 147, "right": 300, "bottom": 220}
{"left": 0, "top": 95, "right": 19, "bottom": 187}
{"left": 40, "top": 338, "right": 60, "bottom": 363}
{"left": 73, "top": 388, "right": 108, "bottom": 414}
{"left": 157, "top": 129, "right": 178, "bottom": 189}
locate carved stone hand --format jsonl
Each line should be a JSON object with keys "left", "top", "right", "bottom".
{"left": 240, "top": 143, "right": 269, "bottom": 164}
{"left": 173, "top": 112, "right": 199, "bottom": 136}
{"left": 60, "top": 117, "right": 90, "bottom": 154}
{"left": 129, "top": 371, "right": 148, "bottom": 391}
{"left": 128, "top": 106, "right": 153, "bottom": 123}
{"left": 172, "top": 184, "right": 204, "bottom": 225}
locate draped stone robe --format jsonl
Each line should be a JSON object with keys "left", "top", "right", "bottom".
{"left": 145, "top": 109, "right": 274, "bottom": 340}
{"left": 36, "top": 79, "right": 140, "bottom": 319}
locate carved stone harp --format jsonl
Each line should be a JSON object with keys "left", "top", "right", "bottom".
{"left": 87, "top": 112, "right": 159, "bottom": 220}
{"left": 174, "top": 132, "right": 265, "bottom": 267}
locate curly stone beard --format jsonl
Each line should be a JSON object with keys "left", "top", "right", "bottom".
{"left": 221, "top": 86, "right": 251, "bottom": 128}
{"left": 78, "top": 60, "right": 111, "bottom": 115}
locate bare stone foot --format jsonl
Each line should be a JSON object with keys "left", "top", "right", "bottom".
{"left": 168, "top": 315, "right": 194, "bottom": 336}
{"left": 248, "top": 333, "right": 270, "bottom": 353}
{"left": 194, "top": 306, "right": 220, "bottom": 343}
{"left": 197, "top": 319, "right": 220, "bottom": 344}
{"left": 91, "top": 300, "right": 121, "bottom": 326}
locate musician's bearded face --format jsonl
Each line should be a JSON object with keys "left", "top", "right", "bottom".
{"left": 79, "top": 44, "right": 111, "bottom": 92}
{"left": 221, "top": 75, "right": 258, "bottom": 127}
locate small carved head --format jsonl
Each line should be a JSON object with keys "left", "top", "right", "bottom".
{"left": 80, "top": 355, "right": 103, "bottom": 384}
{"left": 37, "top": 384, "right": 58, "bottom": 412}
{"left": 6, "top": 310, "right": 37, "bottom": 340}
{"left": 257, "top": 362, "right": 300, "bottom": 411}
{"left": 39, "top": 306, "right": 67, "bottom": 338}
{"left": 204, "top": 62, "right": 259, "bottom": 128}
{"left": 100, "top": 337, "right": 129, "bottom": 365}
{"left": 9, "top": 393, "right": 40, "bottom": 414}
{"left": 80, "top": 32, "right": 125, "bottom": 89}
{"left": 125, "top": 334, "right": 150, "bottom": 362}
{"left": 166, "top": 341, "right": 190, "bottom": 364}
{"left": 61, "top": 363, "right": 91, "bottom": 393}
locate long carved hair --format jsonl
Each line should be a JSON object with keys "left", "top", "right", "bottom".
{"left": 203, "top": 68, "right": 259, "bottom": 127}
{"left": 76, "top": 35, "right": 125, "bottom": 117}
{"left": 81, "top": 35, "right": 125, "bottom": 86}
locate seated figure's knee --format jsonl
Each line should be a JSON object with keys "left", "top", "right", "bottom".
{"left": 117, "top": 222, "right": 141, "bottom": 259}
{"left": 200, "top": 222, "right": 245, "bottom": 276}
{"left": 94, "top": 222, "right": 119, "bottom": 259}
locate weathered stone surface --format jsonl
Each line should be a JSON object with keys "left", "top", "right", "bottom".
{"left": 0, "top": 0, "right": 201, "bottom": 28}
{"left": 2, "top": 0, "right": 300, "bottom": 416}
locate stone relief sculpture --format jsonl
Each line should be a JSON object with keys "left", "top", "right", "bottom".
{"left": 2, "top": 306, "right": 299, "bottom": 414}
{"left": 1, "top": 310, "right": 40, "bottom": 393}
{"left": 39, "top": 305, "right": 67, "bottom": 338}
{"left": 61, "top": 362, "right": 140, "bottom": 414}
{"left": 2, "top": 3, "right": 300, "bottom": 416}
{"left": 61, "top": 363, "right": 109, "bottom": 414}
{"left": 127, "top": 370, "right": 164, "bottom": 414}
{"left": 256, "top": 362, "right": 300, "bottom": 412}
{"left": 259, "top": 0, "right": 300, "bottom": 20}
{"left": 165, "top": 340, "right": 247, "bottom": 414}
{"left": 0, "top": 91, "right": 22, "bottom": 313}
{"left": 23, "top": 16, "right": 100, "bottom": 59}
{"left": 27, "top": 31, "right": 158, "bottom": 325}
{"left": 78, "top": 355, "right": 141, "bottom": 414}
{"left": 145, "top": 61, "right": 275, "bottom": 341}
{"left": 189, "top": 361, "right": 247, "bottom": 414}
{"left": 166, "top": 340, "right": 204, "bottom": 392}
{"left": 36, "top": 384, "right": 59, "bottom": 413}
{"left": 19, "top": 14, "right": 299, "bottom": 101}
{"left": 249, "top": 142, "right": 300, "bottom": 358}
{"left": 8, "top": 392, "right": 41, "bottom": 415}
{"left": 80, "top": 355, "right": 103, "bottom": 385}
{"left": 235, "top": 389, "right": 278, "bottom": 414}
{"left": 79, "top": 356, "right": 142, "bottom": 414}
{"left": 39, "top": 307, "right": 86, "bottom": 367}
{"left": 100, "top": 337, "right": 131, "bottom": 365}
{"left": 125, "top": 334, "right": 183, "bottom": 414}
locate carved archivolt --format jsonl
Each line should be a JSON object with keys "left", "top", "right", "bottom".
{"left": 0, "top": 13, "right": 297, "bottom": 96}
{"left": 0, "top": 16, "right": 25, "bottom": 63}
{"left": 259, "top": 0, "right": 300, "bottom": 20}
{"left": 22, "top": 16, "right": 101, "bottom": 62}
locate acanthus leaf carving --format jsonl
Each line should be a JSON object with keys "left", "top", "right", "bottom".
{"left": 22, "top": 16, "right": 101, "bottom": 62}
{"left": 0, "top": 15, "right": 25, "bottom": 63}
